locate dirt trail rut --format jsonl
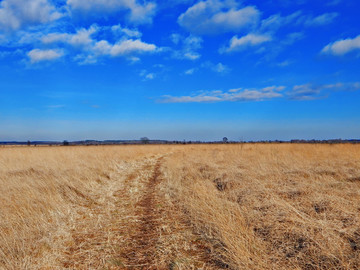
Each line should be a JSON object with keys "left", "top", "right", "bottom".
{"left": 61, "top": 155, "right": 219, "bottom": 269}
{"left": 121, "top": 157, "right": 163, "bottom": 268}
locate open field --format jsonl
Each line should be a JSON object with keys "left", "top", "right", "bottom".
{"left": 0, "top": 144, "right": 359, "bottom": 269}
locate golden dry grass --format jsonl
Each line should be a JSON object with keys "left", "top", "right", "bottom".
{"left": 0, "top": 144, "right": 359, "bottom": 269}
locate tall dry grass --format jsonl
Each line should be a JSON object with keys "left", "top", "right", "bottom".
{"left": 0, "top": 144, "right": 359, "bottom": 269}
{"left": 161, "top": 144, "right": 360, "bottom": 269}
{"left": 0, "top": 145, "right": 169, "bottom": 269}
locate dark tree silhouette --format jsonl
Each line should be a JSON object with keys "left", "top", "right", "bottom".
{"left": 223, "top": 137, "right": 228, "bottom": 143}
{"left": 140, "top": 137, "right": 149, "bottom": 144}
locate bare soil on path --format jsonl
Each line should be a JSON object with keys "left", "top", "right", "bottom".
{"left": 61, "top": 155, "right": 219, "bottom": 269}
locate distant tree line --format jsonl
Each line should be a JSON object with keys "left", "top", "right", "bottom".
{"left": 1, "top": 138, "right": 360, "bottom": 146}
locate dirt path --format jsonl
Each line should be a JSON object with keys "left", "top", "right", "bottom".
{"left": 119, "top": 157, "right": 163, "bottom": 268}
{"left": 60, "top": 155, "right": 219, "bottom": 269}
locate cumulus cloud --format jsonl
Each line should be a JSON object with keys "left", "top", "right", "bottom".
{"left": 67, "top": 0, "right": 156, "bottom": 24}
{"left": 41, "top": 25, "right": 157, "bottom": 64}
{"left": 28, "top": 48, "right": 64, "bottom": 63}
{"left": 110, "top": 39, "right": 157, "bottom": 56}
{"left": 42, "top": 25, "right": 98, "bottom": 47}
{"left": 178, "top": 0, "right": 260, "bottom": 35}
{"left": 90, "top": 38, "right": 157, "bottom": 60}
{"left": 160, "top": 86, "right": 284, "bottom": 103}
{"left": 222, "top": 33, "right": 272, "bottom": 53}
{"left": 0, "top": 0, "right": 62, "bottom": 31}
{"left": 322, "top": 35, "right": 360, "bottom": 56}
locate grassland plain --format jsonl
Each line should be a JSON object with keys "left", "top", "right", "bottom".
{"left": 0, "top": 144, "right": 359, "bottom": 269}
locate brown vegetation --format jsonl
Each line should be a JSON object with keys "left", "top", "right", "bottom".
{"left": 0, "top": 144, "right": 359, "bottom": 269}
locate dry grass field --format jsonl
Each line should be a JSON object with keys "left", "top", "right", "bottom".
{"left": 0, "top": 144, "right": 359, "bottom": 269}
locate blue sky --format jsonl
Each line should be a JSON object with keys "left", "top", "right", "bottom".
{"left": 0, "top": 0, "right": 360, "bottom": 141}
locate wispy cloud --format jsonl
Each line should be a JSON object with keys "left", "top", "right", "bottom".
{"left": 201, "top": 62, "right": 230, "bottom": 73}
{"left": 160, "top": 86, "right": 285, "bottom": 103}
{"left": 111, "top": 24, "right": 142, "bottom": 38}
{"left": 304, "top": 13, "right": 338, "bottom": 26}
{"left": 184, "top": 68, "right": 197, "bottom": 75}
{"left": 288, "top": 82, "right": 360, "bottom": 100}
{"left": 160, "top": 82, "right": 360, "bottom": 103}
{"left": 139, "top": 70, "right": 155, "bottom": 80}
{"left": 171, "top": 34, "right": 203, "bottom": 60}
{"left": 221, "top": 33, "right": 272, "bottom": 53}
{"left": 261, "top": 11, "right": 338, "bottom": 32}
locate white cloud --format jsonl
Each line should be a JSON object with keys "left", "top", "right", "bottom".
{"left": 67, "top": 0, "right": 156, "bottom": 24}
{"left": 111, "top": 24, "right": 142, "bottom": 38}
{"left": 202, "top": 62, "right": 230, "bottom": 73}
{"left": 325, "top": 82, "right": 360, "bottom": 91}
{"left": 160, "top": 86, "right": 284, "bottom": 103}
{"left": 289, "top": 84, "right": 325, "bottom": 100}
{"left": 184, "top": 68, "right": 197, "bottom": 75}
{"left": 172, "top": 34, "right": 203, "bottom": 60}
{"left": 277, "top": 60, "right": 291, "bottom": 67}
{"left": 288, "top": 82, "right": 360, "bottom": 100}
{"left": 90, "top": 38, "right": 157, "bottom": 60}
{"left": 260, "top": 11, "right": 302, "bottom": 32}
{"left": 93, "top": 40, "right": 112, "bottom": 55}
{"left": 42, "top": 25, "right": 156, "bottom": 64}
{"left": 260, "top": 11, "right": 337, "bottom": 32}
{"left": 139, "top": 69, "right": 155, "bottom": 80}
{"left": 28, "top": 48, "right": 64, "bottom": 63}
{"left": 322, "top": 35, "right": 360, "bottom": 56}
{"left": 183, "top": 35, "right": 202, "bottom": 50}
{"left": 222, "top": 33, "right": 272, "bottom": 53}
{"left": 283, "top": 32, "right": 304, "bottom": 45}
{"left": 73, "top": 53, "right": 98, "bottom": 65}
{"left": 42, "top": 25, "right": 98, "bottom": 47}
{"left": 170, "top": 33, "right": 181, "bottom": 45}
{"left": 183, "top": 52, "right": 200, "bottom": 60}
{"left": 212, "top": 63, "right": 229, "bottom": 73}
{"left": 110, "top": 39, "right": 157, "bottom": 56}
{"left": 184, "top": 62, "right": 229, "bottom": 75}
{"left": 160, "top": 82, "right": 360, "bottom": 103}
{"left": 0, "top": 0, "right": 62, "bottom": 31}
{"left": 178, "top": 0, "right": 260, "bottom": 35}
{"left": 304, "top": 13, "right": 338, "bottom": 26}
